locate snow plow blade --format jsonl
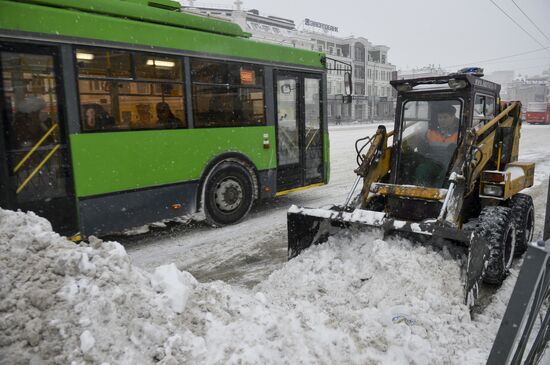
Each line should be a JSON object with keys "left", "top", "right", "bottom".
{"left": 287, "top": 205, "right": 489, "bottom": 307}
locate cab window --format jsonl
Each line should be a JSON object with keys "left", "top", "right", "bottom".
{"left": 473, "top": 94, "right": 495, "bottom": 128}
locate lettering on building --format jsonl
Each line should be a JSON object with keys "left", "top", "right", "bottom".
{"left": 304, "top": 18, "right": 338, "bottom": 32}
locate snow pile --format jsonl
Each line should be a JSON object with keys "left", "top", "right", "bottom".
{"left": 0, "top": 209, "right": 202, "bottom": 364}
{"left": 0, "top": 209, "right": 514, "bottom": 364}
{"left": 258, "top": 235, "right": 514, "bottom": 364}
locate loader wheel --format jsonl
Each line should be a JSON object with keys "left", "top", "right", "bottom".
{"left": 203, "top": 162, "right": 254, "bottom": 227}
{"left": 477, "top": 206, "right": 516, "bottom": 285}
{"left": 508, "top": 194, "right": 534, "bottom": 256}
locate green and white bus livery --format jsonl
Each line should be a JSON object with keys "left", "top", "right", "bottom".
{"left": 0, "top": 0, "right": 340, "bottom": 237}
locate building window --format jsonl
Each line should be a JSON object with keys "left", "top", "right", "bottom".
{"left": 191, "top": 59, "right": 265, "bottom": 128}
{"left": 354, "top": 45, "right": 365, "bottom": 62}
{"left": 76, "top": 48, "right": 185, "bottom": 131}
{"left": 354, "top": 66, "right": 365, "bottom": 79}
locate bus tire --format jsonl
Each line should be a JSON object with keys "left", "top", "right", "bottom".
{"left": 508, "top": 193, "right": 534, "bottom": 256}
{"left": 203, "top": 161, "right": 254, "bottom": 227}
{"left": 477, "top": 206, "right": 516, "bottom": 285}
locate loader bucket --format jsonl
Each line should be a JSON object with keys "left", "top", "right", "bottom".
{"left": 287, "top": 210, "right": 332, "bottom": 259}
{"left": 287, "top": 204, "right": 489, "bottom": 307}
{"left": 287, "top": 204, "right": 389, "bottom": 258}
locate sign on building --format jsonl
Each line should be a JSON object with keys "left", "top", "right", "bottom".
{"left": 304, "top": 18, "right": 338, "bottom": 33}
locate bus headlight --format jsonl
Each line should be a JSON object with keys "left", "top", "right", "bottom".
{"left": 483, "top": 184, "right": 504, "bottom": 197}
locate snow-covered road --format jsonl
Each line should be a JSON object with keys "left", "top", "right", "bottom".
{"left": 125, "top": 123, "right": 550, "bottom": 288}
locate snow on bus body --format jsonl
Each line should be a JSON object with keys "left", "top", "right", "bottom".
{"left": 0, "top": 208, "right": 516, "bottom": 364}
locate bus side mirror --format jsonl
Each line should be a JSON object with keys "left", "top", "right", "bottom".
{"left": 344, "top": 71, "right": 352, "bottom": 96}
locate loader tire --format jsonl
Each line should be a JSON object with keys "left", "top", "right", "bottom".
{"left": 477, "top": 206, "right": 516, "bottom": 286}
{"left": 508, "top": 193, "right": 534, "bottom": 256}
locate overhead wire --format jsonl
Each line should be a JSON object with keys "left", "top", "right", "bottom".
{"left": 473, "top": 56, "right": 549, "bottom": 66}
{"left": 444, "top": 46, "right": 550, "bottom": 69}
{"left": 510, "top": 0, "right": 550, "bottom": 44}
{"left": 487, "top": 0, "right": 550, "bottom": 54}
{"left": 443, "top": 1, "right": 550, "bottom": 72}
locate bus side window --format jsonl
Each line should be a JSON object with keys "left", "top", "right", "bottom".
{"left": 190, "top": 59, "right": 266, "bottom": 128}
{"left": 76, "top": 48, "right": 186, "bottom": 131}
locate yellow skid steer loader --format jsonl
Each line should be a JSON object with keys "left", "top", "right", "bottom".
{"left": 287, "top": 68, "right": 535, "bottom": 307}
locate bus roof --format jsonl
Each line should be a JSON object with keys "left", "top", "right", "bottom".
{"left": 0, "top": 0, "right": 325, "bottom": 69}
{"left": 3, "top": 0, "right": 250, "bottom": 38}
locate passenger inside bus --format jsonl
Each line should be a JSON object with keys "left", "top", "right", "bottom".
{"left": 83, "top": 103, "right": 115, "bottom": 131}
{"left": 11, "top": 96, "right": 52, "bottom": 149}
{"left": 156, "top": 102, "right": 181, "bottom": 128}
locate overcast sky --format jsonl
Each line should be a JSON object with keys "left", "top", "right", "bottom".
{"left": 190, "top": 0, "right": 550, "bottom": 77}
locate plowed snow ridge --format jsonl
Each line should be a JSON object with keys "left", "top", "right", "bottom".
{"left": 1, "top": 208, "right": 517, "bottom": 365}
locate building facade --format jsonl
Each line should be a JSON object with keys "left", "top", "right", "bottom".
{"left": 182, "top": 2, "right": 396, "bottom": 123}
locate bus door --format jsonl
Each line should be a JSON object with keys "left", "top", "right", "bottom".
{"left": 275, "top": 71, "right": 324, "bottom": 191}
{"left": 0, "top": 43, "right": 77, "bottom": 234}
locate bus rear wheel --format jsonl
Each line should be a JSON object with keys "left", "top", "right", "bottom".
{"left": 203, "top": 161, "right": 255, "bottom": 226}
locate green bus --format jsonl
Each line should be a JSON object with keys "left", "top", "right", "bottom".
{"left": 0, "top": 0, "right": 342, "bottom": 237}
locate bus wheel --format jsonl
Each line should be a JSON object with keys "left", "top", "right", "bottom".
{"left": 203, "top": 161, "right": 254, "bottom": 226}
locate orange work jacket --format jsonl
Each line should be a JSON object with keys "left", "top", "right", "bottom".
{"left": 426, "top": 129, "right": 458, "bottom": 144}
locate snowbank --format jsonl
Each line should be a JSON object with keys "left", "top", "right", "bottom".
{"left": 0, "top": 209, "right": 515, "bottom": 364}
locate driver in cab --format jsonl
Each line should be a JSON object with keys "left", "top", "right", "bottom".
{"left": 426, "top": 103, "right": 459, "bottom": 146}
{"left": 414, "top": 102, "right": 459, "bottom": 186}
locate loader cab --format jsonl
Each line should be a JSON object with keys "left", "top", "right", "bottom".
{"left": 387, "top": 73, "right": 501, "bottom": 220}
